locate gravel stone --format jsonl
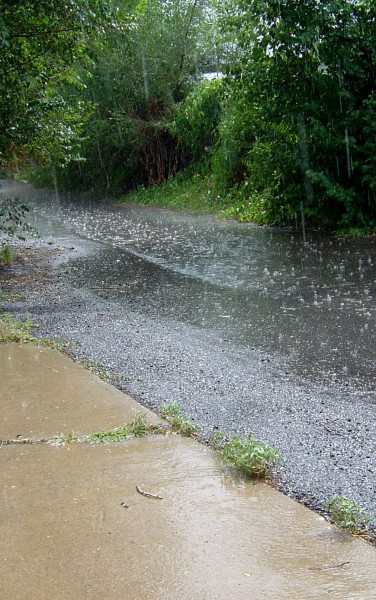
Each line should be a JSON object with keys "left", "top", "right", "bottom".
{"left": 1, "top": 241, "right": 376, "bottom": 540}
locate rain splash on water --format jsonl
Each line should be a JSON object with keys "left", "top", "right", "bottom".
{"left": 8, "top": 181, "right": 376, "bottom": 393}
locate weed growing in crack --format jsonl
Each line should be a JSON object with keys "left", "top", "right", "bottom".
{"left": 86, "top": 413, "right": 164, "bottom": 443}
{"left": 60, "top": 431, "right": 77, "bottom": 444}
{"left": 74, "top": 357, "right": 130, "bottom": 385}
{"left": 326, "top": 494, "right": 371, "bottom": 533}
{"left": 160, "top": 402, "right": 198, "bottom": 436}
{"left": 211, "top": 431, "right": 279, "bottom": 479}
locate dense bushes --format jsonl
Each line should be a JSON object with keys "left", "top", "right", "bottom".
{"left": 171, "top": 78, "right": 223, "bottom": 163}
{"left": 163, "top": 0, "right": 376, "bottom": 232}
{"left": 212, "top": 0, "right": 376, "bottom": 231}
{"left": 3, "top": 1, "right": 375, "bottom": 232}
{"left": 54, "top": 0, "right": 212, "bottom": 193}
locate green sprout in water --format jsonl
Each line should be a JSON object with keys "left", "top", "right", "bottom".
{"left": 211, "top": 431, "right": 279, "bottom": 479}
{"left": 160, "top": 402, "right": 198, "bottom": 436}
{"left": 86, "top": 413, "right": 163, "bottom": 443}
{"left": 326, "top": 494, "right": 371, "bottom": 533}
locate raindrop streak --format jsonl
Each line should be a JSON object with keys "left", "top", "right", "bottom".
{"left": 345, "top": 127, "right": 353, "bottom": 179}
{"left": 51, "top": 165, "right": 60, "bottom": 206}
{"left": 297, "top": 114, "right": 312, "bottom": 244}
{"left": 141, "top": 51, "right": 149, "bottom": 102}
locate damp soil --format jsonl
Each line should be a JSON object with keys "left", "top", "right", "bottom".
{"left": 0, "top": 181, "right": 375, "bottom": 542}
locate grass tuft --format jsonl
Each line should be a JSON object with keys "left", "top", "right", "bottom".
{"left": 160, "top": 402, "right": 198, "bottom": 436}
{"left": 74, "top": 357, "right": 131, "bottom": 385}
{"left": 326, "top": 494, "right": 371, "bottom": 533}
{"left": 0, "top": 245, "right": 17, "bottom": 267}
{"left": 0, "top": 312, "right": 37, "bottom": 343}
{"left": 86, "top": 413, "right": 164, "bottom": 443}
{"left": 120, "top": 170, "right": 222, "bottom": 215}
{"left": 211, "top": 431, "right": 279, "bottom": 479}
{"left": 60, "top": 431, "right": 77, "bottom": 444}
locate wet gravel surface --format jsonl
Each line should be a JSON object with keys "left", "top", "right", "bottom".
{"left": 1, "top": 241, "right": 375, "bottom": 539}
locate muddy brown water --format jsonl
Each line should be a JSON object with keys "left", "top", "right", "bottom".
{"left": 1, "top": 344, "right": 376, "bottom": 599}
{"left": 0, "top": 343, "right": 161, "bottom": 439}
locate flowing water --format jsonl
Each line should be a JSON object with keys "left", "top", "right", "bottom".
{"left": 6, "top": 180, "right": 375, "bottom": 392}
{"left": 1, "top": 343, "right": 376, "bottom": 599}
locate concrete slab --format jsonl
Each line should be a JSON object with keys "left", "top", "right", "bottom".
{"left": 2, "top": 436, "right": 376, "bottom": 600}
{"left": 1, "top": 343, "right": 376, "bottom": 599}
{"left": 0, "top": 343, "right": 160, "bottom": 439}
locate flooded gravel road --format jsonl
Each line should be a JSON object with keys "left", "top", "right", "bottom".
{"left": 15, "top": 181, "right": 376, "bottom": 389}
{"left": 1, "top": 180, "right": 375, "bottom": 533}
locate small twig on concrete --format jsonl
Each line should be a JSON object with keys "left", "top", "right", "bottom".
{"left": 136, "top": 485, "right": 163, "bottom": 500}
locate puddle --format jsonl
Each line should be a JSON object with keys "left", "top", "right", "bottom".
{"left": 0, "top": 343, "right": 160, "bottom": 439}
{"left": 1, "top": 437, "right": 376, "bottom": 600}
{"left": 1, "top": 343, "right": 376, "bottom": 599}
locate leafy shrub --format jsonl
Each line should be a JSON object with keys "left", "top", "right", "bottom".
{"left": 210, "top": 92, "right": 253, "bottom": 193}
{"left": 0, "top": 197, "right": 33, "bottom": 241}
{"left": 171, "top": 78, "right": 223, "bottom": 163}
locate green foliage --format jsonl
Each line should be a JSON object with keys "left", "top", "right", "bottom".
{"left": 86, "top": 413, "right": 161, "bottom": 442}
{"left": 60, "top": 431, "right": 77, "bottom": 444}
{"left": 211, "top": 431, "right": 279, "bottom": 479}
{"left": 117, "top": 0, "right": 376, "bottom": 232}
{"left": 326, "top": 494, "right": 371, "bottom": 533}
{"left": 160, "top": 401, "right": 198, "bottom": 436}
{"left": 57, "top": 0, "right": 215, "bottom": 193}
{"left": 0, "top": 311, "right": 64, "bottom": 347}
{"left": 0, "top": 0, "right": 111, "bottom": 167}
{"left": 0, "top": 245, "right": 15, "bottom": 266}
{"left": 3, "top": 0, "right": 375, "bottom": 233}
{"left": 121, "top": 168, "right": 220, "bottom": 213}
{"left": 219, "top": 187, "right": 277, "bottom": 225}
{"left": 213, "top": 0, "right": 376, "bottom": 231}
{"left": 217, "top": 115, "right": 303, "bottom": 225}
{"left": 0, "top": 313, "right": 37, "bottom": 343}
{"left": 171, "top": 78, "right": 224, "bottom": 163}
{"left": 210, "top": 92, "right": 254, "bottom": 193}
{"left": 0, "top": 196, "right": 35, "bottom": 241}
